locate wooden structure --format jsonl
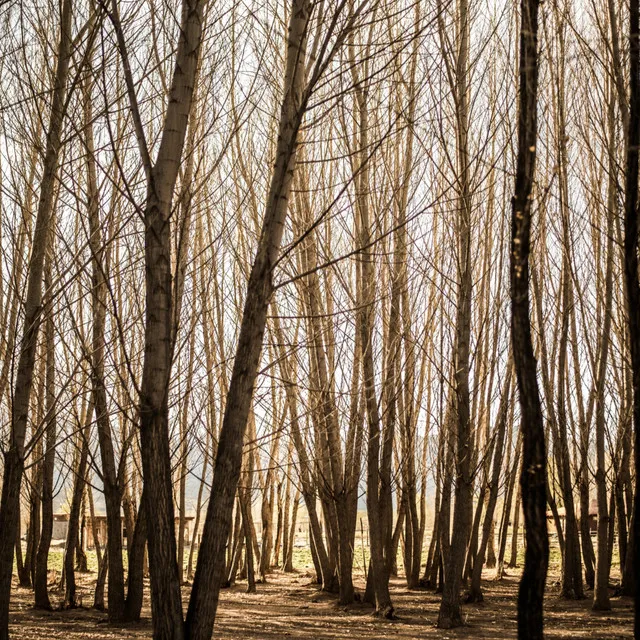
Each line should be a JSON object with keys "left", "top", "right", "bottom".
{"left": 52, "top": 512, "right": 194, "bottom": 549}
{"left": 546, "top": 499, "right": 598, "bottom": 534}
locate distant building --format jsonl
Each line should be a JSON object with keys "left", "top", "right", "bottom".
{"left": 546, "top": 498, "right": 598, "bottom": 534}
{"left": 52, "top": 512, "right": 194, "bottom": 549}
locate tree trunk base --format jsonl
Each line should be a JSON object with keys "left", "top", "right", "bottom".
{"left": 322, "top": 574, "right": 340, "bottom": 595}
{"left": 560, "top": 588, "right": 586, "bottom": 600}
{"left": 592, "top": 600, "right": 612, "bottom": 612}
{"left": 465, "top": 589, "right": 483, "bottom": 604}
{"left": 437, "top": 604, "right": 463, "bottom": 629}
{"left": 62, "top": 598, "right": 81, "bottom": 610}
{"left": 373, "top": 605, "right": 395, "bottom": 620}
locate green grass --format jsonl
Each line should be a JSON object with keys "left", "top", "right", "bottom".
{"left": 16, "top": 529, "right": 617, "bottom": 585}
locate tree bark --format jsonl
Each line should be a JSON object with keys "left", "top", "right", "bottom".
{"left": 623, "top": 0, "right": 640, "bottom": 631}
{"left": 467, "top": 362, "right": 513, "bottom": 602}
{"left": 185, "top": 1, "right": 312, "bottom": 635}
{"left": 87, "top": 83, "right": 126, "bottom": 621}
{"left": 34, "top": 267, "right": 56, "bottom": 610}
{"left": 123, "top": 488, "right": 147, "bottom": 622}
{"left": 437, "top": 0, "right": 473, "bottom": 622}
{"left": 114, "top": 0, "right": 206, "bottom": 634}
{"left": 0, "top": 0, "right": 72, "bottom": 634}
{"left": 511, "top": 0, "right": 549, "bottom": 635}
{"left": 592, "top": 87, "right": 616, "bottom": 612}
{"left": 64, "top": 398, "right": 92, "bottom": 608}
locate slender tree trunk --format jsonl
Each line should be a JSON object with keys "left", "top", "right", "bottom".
{"left": 123, "top": 488, "right": 147, "bottom": 622}
{"left": 116, "top": 0, "right": 206, "bottom": 634}
{"left": 350, "top": 49, "right": 394, "bottom": 616}
{"left": 467, "top": 363, "right": 513, "bottom": 602}
{"left": 544, "top": 7, "right": 583, "bottom": 599}
{"left": 34, "top": 270, "right": 56, "bottom": 610}
{"left": 185, "top": 2, "right": 312, "bottom": 636}
{"left": 437, "top": 0, "right": 473, "bottom": 625}
{"left": 592, "top": 89, "right": 616, "bottom": 612}
{"left": 511, "top": 0, "right": 548, "bottom": 635}
{"left": 285, "top": 490, "right": 300, "bottom": 572}
{"left": 0, "top": 0, "right": 72, "bottom": 634}
{"left": 64, "top": 399, "right": 93, "bottom": 608}
{"left": 94, "top": 548, "right": 108, "bottom": 611}
{"left": 509, "top": 475, "right": 522, "bottom": 570}
{"left": 495, "top": 424, "right": 518, "bottom": 579}
{"left": 87, "top": 80, "right": 126, "bottom": 621}
{"left": 272, "top": 310, "right": 333, "bottom": 589}
{"left": 623, "top": 0, "right": 640, "bottom": 631}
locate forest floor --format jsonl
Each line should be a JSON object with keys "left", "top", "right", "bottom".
{"left": 7, "top": 563, "right": 634, "bottom": 639}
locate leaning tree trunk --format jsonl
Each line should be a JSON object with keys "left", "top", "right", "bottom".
{"left": 272, "top": 309, "right": 334, "bottom": 589}
{"left": 184, "top": 1, "right": 313, "bottom": 636}
{"left": 87, "top": 87, "right": 126, "bottom": 621}
{"left": 0, "top": 0, "right": 72, "bottom": 634}
{"left": 511, "top": 0, "right": 549, "bottom": 636}
{"left": 111, "top": 0, "right": 206, "bottom": 634}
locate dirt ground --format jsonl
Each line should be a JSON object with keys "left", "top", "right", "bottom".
{"left": 7, "top": 567, "right": 634, "bottom": 639}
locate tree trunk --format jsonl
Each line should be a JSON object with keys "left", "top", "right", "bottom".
{"left": 94, "top": 548, "right": 108, "bottom": 611}
{"left": 467, "top": 363, "right": 513, "bottom": 602}
{"left": 592, "top": 87, "right": 616, "bottom": 612}
{"left": 185, "top": 2, "right": 312, "bottom": 636}
{"left": 496, "top": 431, "right": 518, "bottom": 579}
{"left": 272, "top": 310, "right": 334, "bottom": 589}
{"left": 34, "top": 275, "right": 56, "bottom": 610}
{"left": 116, "top": 0, "right": 206, "bottom": 634}
{"left": 87, "top": 75, "right": 126, "bottom": 621}
{"left": 64, "top": 399, "right": 92, "bottom": 608}
{"left": 511, "top": 0, "right": 548, "bottom": 635}
{"left": 623, "top": 0, "right": 640, "bottom": 631}
{"left": 0, "top": 0, "right": 73, "bottom": 633}
{"left": 351, "top": 48, "right": 394, "bottom": 617}
{"left": 123, "top": 488, "right": 147, "bottom": 622}
{"left": 437, "top": 0, "right": 473, "bottom": 625}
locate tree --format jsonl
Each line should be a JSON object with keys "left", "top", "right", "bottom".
{"left": 510, "top": 0, "right": 549, "bottom": 637}
{"left": 623, "top": 0, "right": 640, "bottom": 633}
{"left": 0, "top": 0, "right": 73, "bottom": 634}
{"left": 109, "top": 0, "right": 206, "bottom": 633}
{"left": 184, "top": 0, "right": 315, "bottom": 634}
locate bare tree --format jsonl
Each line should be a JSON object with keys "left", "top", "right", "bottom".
{"left": 623, "top": 0, "right": 640, "bottom": 633}
{"left": 510, "top": 0, "right": 548, "bottom": 637}
{"left": 0, "top": 0, "right": 73, "bottom": 634}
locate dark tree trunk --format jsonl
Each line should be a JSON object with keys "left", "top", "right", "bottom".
{"left": 496, "top": 446, "right": 519, "bottom": 579}
{"left": 87, "top": 84, "right": 126, "bottom": 621}
{"left": 34, "top": 295, "right": 56, "bottom": 610}
{"left": 123, "top": 489, "right": 147, "bottom": 622}
{"left": 0, "top": 0, "right": 72, "bottom": 634}
{"left": 623, "top": 0, "right": 640, "bottom": 631}
{"left": 94, "top": 548, "right": 108, "bottom": 611}
{"left": 467, "top": 365, "right": 512, "bottom": 602}
{"left": 118, "top": 0, "right": 206, "bottom": 633}
{"left": 64, "top": 400, "right": 92, "bottom": 608}
{"left": 184, "top": 1, "right": 312, "bottom": 636}
{"left": 511, "top": 0, "right": 548, "bottom": 636}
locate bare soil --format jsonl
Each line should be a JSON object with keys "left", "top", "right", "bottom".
{"left": 8, "top": 568, "right": 634, "bottom": 639}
